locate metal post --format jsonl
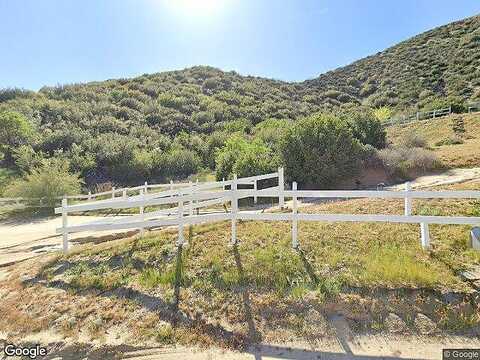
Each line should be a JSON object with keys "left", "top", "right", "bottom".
{"left": 404, "top": 182, "right": 412, "bottom": 216}
{"left": 253, "top": 180, "right": 258, "bottom": 204}
{"left": 278, "top": 167, "right": 285, "bottom": 209}
{"left": 177, "top": 192, "right": 185, "bottom": 246}
{"left": 231, "top": 174, "right": 238, "bottom": 245}
{"left": 292, "top": 182, "right": 298, "bottom": 249}
{"left": 421, "top": 222, "right": 430, "bottom": 249}
{"left": 62, "top": 197, "right": 69, "bottom": 253}
{"left": 111, "top": 187, "right": 116, "bottom": 199}
{"left": 139, "top": 189, "right": 145, "bottom": 237}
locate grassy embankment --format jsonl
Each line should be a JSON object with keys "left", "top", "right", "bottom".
{"left": 387, "top": 112, "right": 480, "bottom": 168}
{"left": 1, "top": 180, "right": 479, "bottom": 348}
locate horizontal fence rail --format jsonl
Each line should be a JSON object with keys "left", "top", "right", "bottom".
{"left": 384, "top": 106, "right": 452, "bottom": 127}
{"left": 55, "top": 170, "right": 480, "bottom": 253}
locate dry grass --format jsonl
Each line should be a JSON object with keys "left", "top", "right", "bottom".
{"left": 387, "top": 113, "right": 480, "bottom": 168}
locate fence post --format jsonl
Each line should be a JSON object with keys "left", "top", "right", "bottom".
{"left": 404, "top": 182, "right": 412, "bottom": 216}
{"left": 111, "top": 187, "right": 116, "bottom": 199}
{"left": 278, "top": 167, "right": 285, "bottom": 209}
{"left": 88, "top": 191, "right": 92, "bottom": 201}
{"left": 432, "top": 110, "right": 436, "bottom": 118}
{"left": 62, "top": 197, "right": 69, "bottom": 253}
{"left": 448, "top": 105, "right": 452, "bottom": 115}
{"left": 421, "top": 223, "right": 430, "bottom": 249}
{"left": 139, "top": 189, "right": 145, "bottom": 237}
{"left": 188, "top": 181, "right": 194, "bottom": 217}
{"left": 292, "top": 181, "right": 298, "bottom": 249}
{"left": 122, "top": 189, "right": 127, "bottom": 199}
{"left": 195, "top": 179, "right": 199, "bottom": 215}
{"left": 253, "top": 179, "right": 258, "bottom": 204}
{"left": 176, "top": 191, "right": 186, "bottom": 246}
{"left": 144, "top": 181, "right": 148, "bottom": 194}
{"left": 231, "top": 174, "right": 238, "bottom": 245}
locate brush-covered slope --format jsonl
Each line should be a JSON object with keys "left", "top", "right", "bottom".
{"left": 302, "top": 15, "right": 480, "bottom": 110}
{"left": 0, "top": 15, "right": 479, "bottom": 139}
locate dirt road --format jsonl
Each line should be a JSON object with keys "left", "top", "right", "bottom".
{"left": 388, "top": 167, "right": 480, "bottom": 190}
{"left": 0, "top": 215, "right": 130, "bottom": 269}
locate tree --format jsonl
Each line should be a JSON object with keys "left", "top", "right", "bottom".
{"left": 0, "top": 111, "right": 33, "bottom": 165}
{"left": 279, "top": 114, "right": 363, "bottom": 187}
{"left": 5, "top": 158, "right": 83, "bottom": 208}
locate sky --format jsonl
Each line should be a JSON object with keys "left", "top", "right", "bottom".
{"left": 1, "top": 0, "right": 479, "bottom": 90}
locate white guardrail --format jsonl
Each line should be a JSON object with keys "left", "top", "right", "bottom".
{"left": 55, "top": 167, "right": 480, "bottom": 253}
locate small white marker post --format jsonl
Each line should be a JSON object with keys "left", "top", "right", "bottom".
{"left": 404, "top": 182, "right": 412, "bottom": 216}
{"left": 170, "top": 180, "right": 174, "bottom": 198}
{"left": 278, "top": 167, "right": 285, "bottom": 209}
{"left": 253, "top": 180, "right": 258, "bottom": 204}
{"left": 144, "top": 181, "right": 148, "bottom": 194}
{"left": 231, "top": 174, "right": 238, "bottom": 245}
{"left": 88, "top": 191, "right": 92, "bottom": 201}
{"left": 421, "top": 223, "right": 430, "bottom": 249}
{"left": 111, "top": 187, "right": 116, "bottom": 199}
{"left": 122, "top": 189, "right": 127, "bottom": 199}
{"left": 62, "top": 197, "right": 69, "bottom": 253}
{"left": 292, "top": 181, "right": 298, "bottom": 249}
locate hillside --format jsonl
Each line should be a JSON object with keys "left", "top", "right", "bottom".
{"left": 0, "top": 14, "right": 479, "bottom": 188}
{"left": 303, "top": 14, "right": 480, "bottom": 111}
{"left": 387, "top": 112, "right": 480, "bottom": 168}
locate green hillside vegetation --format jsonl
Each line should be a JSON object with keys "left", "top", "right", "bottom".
{"left": 0, "top": 15, "right": 478, "bottom": 193}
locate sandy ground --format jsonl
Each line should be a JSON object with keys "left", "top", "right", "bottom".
{"left": 388, "top": 167, "right": 480, "bottom": 190}
{"left": 0, "top": 215, "right": 130, "bottom": 269}
{"left": 2, "top": 332, "right": 479, "bottom": 359}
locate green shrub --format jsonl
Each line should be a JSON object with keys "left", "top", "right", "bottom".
{"left": 215, "top": 135, "right": 278, "bottom": 180}
{"left": 152, "top": 148, "right": 201, "bottom": 181}
{"left": 434, "top": 136, "right": 464, "bottom": 146}
{"left": 279, "top": 114, "right": 363, "bottom": 187}
{"left": 5, "top": 158, "right": 83, "bottom": 207}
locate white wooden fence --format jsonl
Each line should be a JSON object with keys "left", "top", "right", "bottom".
{"left": 55, "top": 168, "right": 480, "bottom": 253}
{"left": 384, "top": 106, "right": 452, "bottom": 127}
{"left": 55, "top": 169, "right": 283, "bottom": 252}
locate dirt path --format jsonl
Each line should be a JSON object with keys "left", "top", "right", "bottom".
{"left": 3, "top": 333, "right": 479, "bottom": 359}
{"left": 388, "top": 167, "right": 480, "bottom": 190}
{"left": 0, "top": 215, "right": 130, "bottom": 269}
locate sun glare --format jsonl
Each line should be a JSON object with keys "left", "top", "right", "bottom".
{"left": 165, "top": 0, "right": 227, "bottom": 18}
